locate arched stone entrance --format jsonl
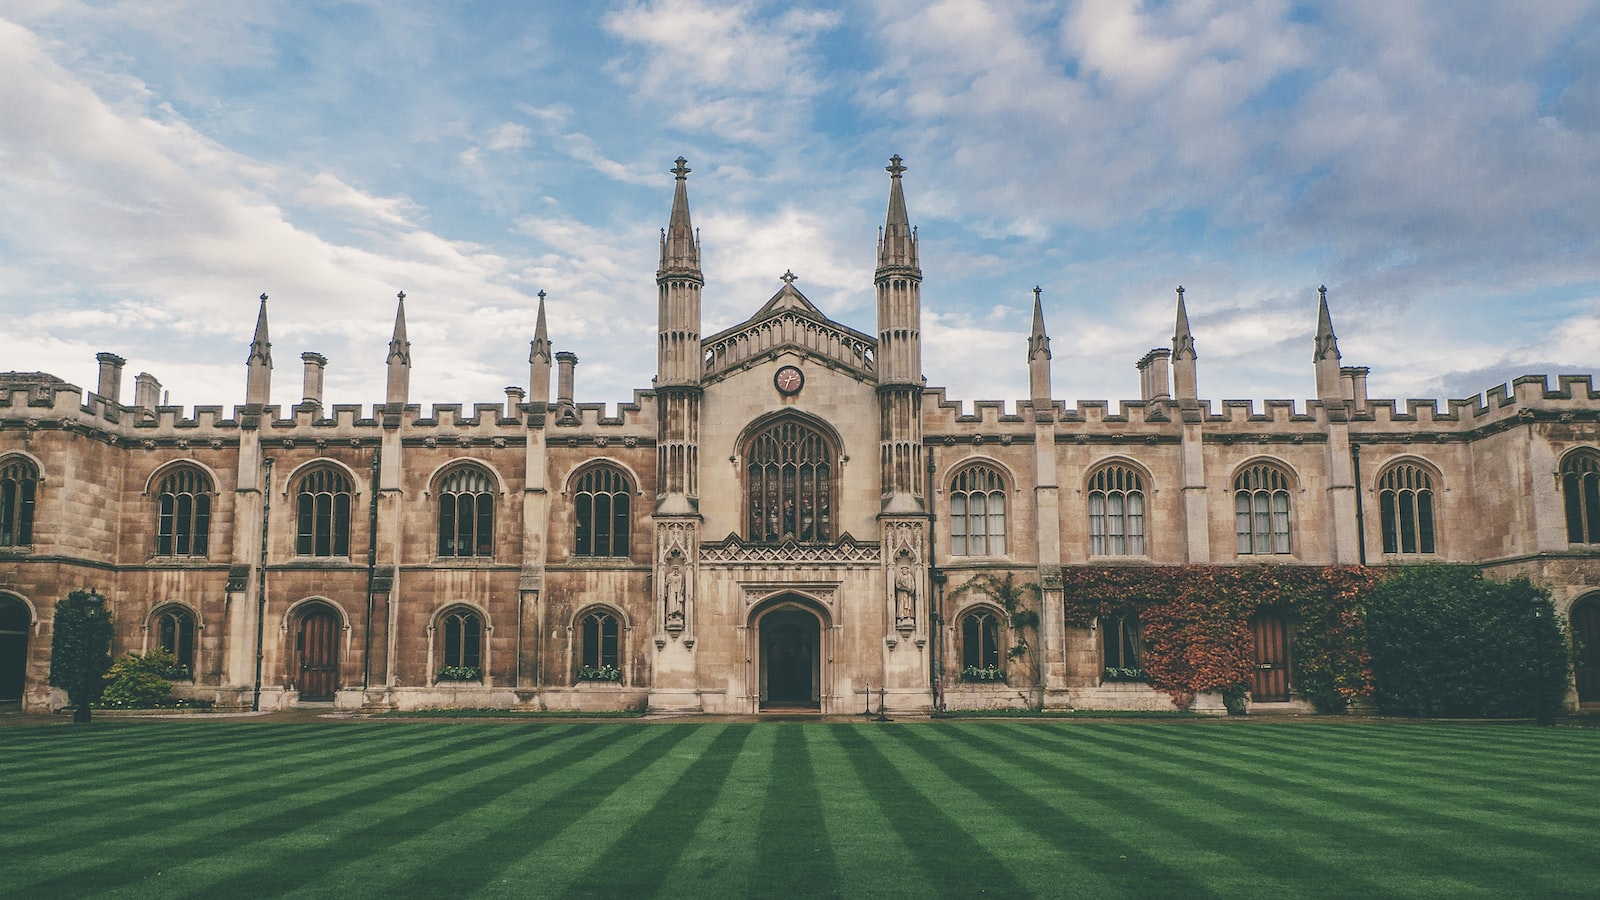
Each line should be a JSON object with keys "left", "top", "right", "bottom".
{"left": 292, "top": 603, "right": 342, "bottom": 701}
{"left": 1573, "top": 596, "right": 1600, "bottom": 704}
{"left": 751, "top": 596, "right": 830, "bottom": 712}
{"left": 0, "top": 593, "right": 30, "bottom": 705}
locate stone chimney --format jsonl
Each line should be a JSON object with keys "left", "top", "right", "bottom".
{"left": 505, "top": 386, "right": 525, "bottom": 419}
{"left": 556, "top": 351, "right": 578, "bottom": 422}
{"left": 96, "top": 352, "right": 125, "bottom": 405}
{"left": 1342, "top": 366, "right": 1369, "bottom": 414}
{"left": 1137, "top": 349, "right": 1172, "bottom": 401}
{"left": 133, "top": 373, "right": 161, "bottom": 417}
{"left": 301, "top": 352, "right": 327, "bottom": 408}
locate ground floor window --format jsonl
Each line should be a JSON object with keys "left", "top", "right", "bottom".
{"left": 1102, "top": 610, "right": 1144, "bottom": 681}
{"left": 579, "top": 610, "right": 620, "bottom": 681}
{"left": 960, "top": 610, "right": 1002, "bottom": 679}
{"left": 154, "top": 607, "right": 195, "bottom": 677}
{"left": 437, "top": 609, "right": 483, "bottom": 681}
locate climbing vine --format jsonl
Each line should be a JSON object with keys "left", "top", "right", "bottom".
{"left": 1059, "top": 566, "right": 1384, "bottom": 711}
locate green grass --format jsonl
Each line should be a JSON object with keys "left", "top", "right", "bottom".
{"left": 2, "top": 720, "right": 1597, "bottom": 898}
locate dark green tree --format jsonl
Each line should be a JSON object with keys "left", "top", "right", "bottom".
{"left": 1366, "top": 566, "right": 1569, "bottom": 719}
{"left": 48, "top": 590, "right": 114, "bottom": 723}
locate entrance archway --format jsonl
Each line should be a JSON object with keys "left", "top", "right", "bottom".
{"left": 757, "top": 604, "right": 823, "bottom": 709}
{"left": 1574, "top": 597, "right": 1600, "bottom": 704}
{"left": 0, "top": 594, "right": 30, "bottom": 704}
{"left": 294, "top": 605, "right": 341, "bottom": 701}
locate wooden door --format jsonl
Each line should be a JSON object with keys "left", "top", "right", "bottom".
{"left": 1250, "top": 610, "right": 1291, "bottom": 702}
{"left": 297, "top": 609, "right": 340, "bottom": 700}
{"left": 1575, "top": 601, "right": 1600, "bottom": 703}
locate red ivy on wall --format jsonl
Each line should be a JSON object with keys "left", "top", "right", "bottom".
{"left": 1059, "top": 566, "right": 1385, "bottom": 710}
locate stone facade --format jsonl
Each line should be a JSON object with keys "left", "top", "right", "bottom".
{"left": 3, "top": 158, "right": 1600, "bottom": 715}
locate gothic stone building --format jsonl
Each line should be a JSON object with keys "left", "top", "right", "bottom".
{"left": 3, "top": 157, "right": 1600, "bottom": 715}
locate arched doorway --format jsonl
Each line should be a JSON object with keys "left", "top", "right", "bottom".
{"left": 294, "top": 605, "right": 341, "bottom": 701}
{"left": 1574, "top": 597, "right": 1600, "bottom": 704}
{"left": 1250, "top": 609, "right": 1292, "bottom": 702}
{"left": 759, "top": 606, "right": 822, "bottom": 709}
{"left": 0, "top": 594, "right": 30, "bottom": 704}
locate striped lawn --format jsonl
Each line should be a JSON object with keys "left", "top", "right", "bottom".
{"left": 2, "top": 720, "right": 1597, "bottom": 898}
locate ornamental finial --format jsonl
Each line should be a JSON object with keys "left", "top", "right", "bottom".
{"left": 886, "top": 154, "right": 906, "bottom": 178}
{"left": 672, "top": 156, "right": 690, "bottom": 179}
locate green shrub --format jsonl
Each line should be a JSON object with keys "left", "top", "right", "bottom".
{"left": 100, "top": 648, "right": 179, "bottom": 709}
{"left": 1366, "top": 566, "right": 1569, "bottom": 718}
{"left": 48, "top": 590, "right": 114, "bottom": 722}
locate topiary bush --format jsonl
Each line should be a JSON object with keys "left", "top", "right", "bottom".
{"left": 100, "top": 648, "right": 180, "bottom": 709}
{"left": 1365, "top": 565, "right": 1569, "bottom": 718}
{"left": 48, "top": 589, "right": 114, "bottom": 722}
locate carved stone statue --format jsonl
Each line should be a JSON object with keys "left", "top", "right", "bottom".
{"left": 665, "top": 562, "right": 686, "bottom": 625}
{"left": 894, "top": 563, "right": 916, "bottom": 626}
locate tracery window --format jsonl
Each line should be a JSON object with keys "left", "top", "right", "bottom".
{"left": 960, "top": 609, "right": 1002, "bottom": 674}
{"left": 154, "top": 606, "right": 196, "bottom": 676}
{"left": 950, "top": 466, "right": 1006, "bottom": 556}
{"left": 1379, "top": 463, "right": 1436, "bottom": 554}
{"left": 155, "top": 467, "right": 213, "bottom": 557}
{"left": 438, "top": 466, "right": 494, "bottom": 557}
{"left": 746, "top": 420, "right": 832, "bottom": 543}
{"left": 0, "top": 457, "right": 38, "bottom": 547}
{"left": 439, "top": 608, "right": 483, "bottom": 675}
{"left": 1088, "top": 464, "right": 1145, "bottom": 556}
{"left": 1563, "top": 452, "right": 1600, "bottom": 544}
{"left": 295, "top": 467, "right": 353, "bottom": 557}
{"left": 573, "top": 466, "right": 631, "bottom": 558}
{"left": 1103, "top": 609, "right": 1143, "bottom": 674}
{"left": 1234, "top": 463, "right": 1292, "bottom": 555}
{"left": 579, "top": 609, "right": 621, "bottom": 678}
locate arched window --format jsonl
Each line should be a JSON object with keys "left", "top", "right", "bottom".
{"left": 154, "top": 607, "right": 195, "bottom": 676}
{"left": 295, "top": 467, "right": 353, "bottom": 557}
{"left": 1234, "top": 463, "right": 1292, "bottom": 555}
{"left": 1102, "top": 610, "right": 1143, "bottom": 678}
{"left": 0, "top": 457, "right": 38, "bottom": 547}
{"left": 960, "top": 609, "right": 1002, "bottom": 676}
{"left": 438, "top": 466, "right": 494, "bottom": 558}
{"left": 155, "top": 467, "right": 213, "bottom": 557}
{"left": 1379, "top": 463, "right": 1436, "bottom": 554}
{"left": 438, "top": 608, "right": 483, "bottom": 678}
{"left": 1562, "top": 452, "right": 1600, "bottom": 544}
{"left": 578, "top": 609, "right": 621, "bottom": 680}
{"left": 1088, "top": 464, "right": 1145, "bottom": 556}
{"left": 950, "top": 466, "right": 1006, "bottom": 556}
{"left": 746, "top": 420, "right": 833, "bottom": 543}
{"left": 574, "top": 466, "right": 631, "bottom": 558}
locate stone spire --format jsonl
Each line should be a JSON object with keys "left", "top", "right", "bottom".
{"left": 655, "top": 157, "right": 703, "bottom": 514}
{"left": 386, "top": 290, "right": 411, "bottom": 408}
{"left": 876, "top": 154, "right": 919, "bottom": 274}
{"left": 1028, "top": 286, "right": 1053, "bottom": 413}
{"left": 1313, "top": 285, "right": 1343, "bottom": 403}
{"left": 245, "top": 293, "right": 272, "bottom": 406}
{"left": 529, "top": 289, "right": 552, "bottom": 408}
{"left": 658, "top": 156, "right": 702, "bottom": 278}
{"left": 1172, "top": 285, "right": 1198, "bottom": 402}
{"left": 875, "top": 155, "right": 925, "bottom": 513}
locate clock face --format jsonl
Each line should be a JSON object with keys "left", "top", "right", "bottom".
{"left": 774, "top": 365, "right": 804, "bottom": 395}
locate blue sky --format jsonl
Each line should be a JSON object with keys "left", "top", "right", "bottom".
{"left": 3, "top": 1, "right": 1599, "bottom": 414}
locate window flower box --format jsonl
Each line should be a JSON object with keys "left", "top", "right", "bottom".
{"left": 962, "top": 665, "right": 1006, "bottom": 683}
{"left": 435, "top": 665, "right": 481, "bottom": 683}
{"left": 577, "top": 665, "right": 622, "bottom": 683}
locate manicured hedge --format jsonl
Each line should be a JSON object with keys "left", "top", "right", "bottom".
{"left": 1365, "top": 565, "right": 1570, "bottom": 718}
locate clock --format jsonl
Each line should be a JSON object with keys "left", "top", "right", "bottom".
{"left": 774, "top": 365, "right": 804, "bottom": 395}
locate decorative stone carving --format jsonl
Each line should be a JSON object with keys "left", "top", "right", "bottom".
{"left": 657, "top": 521, "right": 697, "bottom": 637}
{"left": 700, "top": 534, "right": 879, "bottom": 566}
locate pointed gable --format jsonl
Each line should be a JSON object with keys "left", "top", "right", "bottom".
{"left": 702, "top": 273, "right": 877, "bottom": 385}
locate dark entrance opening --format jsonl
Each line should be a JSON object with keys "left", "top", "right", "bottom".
{"left": 761, "top": 608, "right": 819, "bottom": 709}
{"left": 1575, "top": 599, "right": 1600, "bottom": 704}
{"left": 1250, "top": 609, "right": 1292, "bottom": 702}
{"left": 0, "top": 596, "right": 29, "bottom": 704}
{"left": 296, "top": 606, "right": 340, "bottom": 701}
